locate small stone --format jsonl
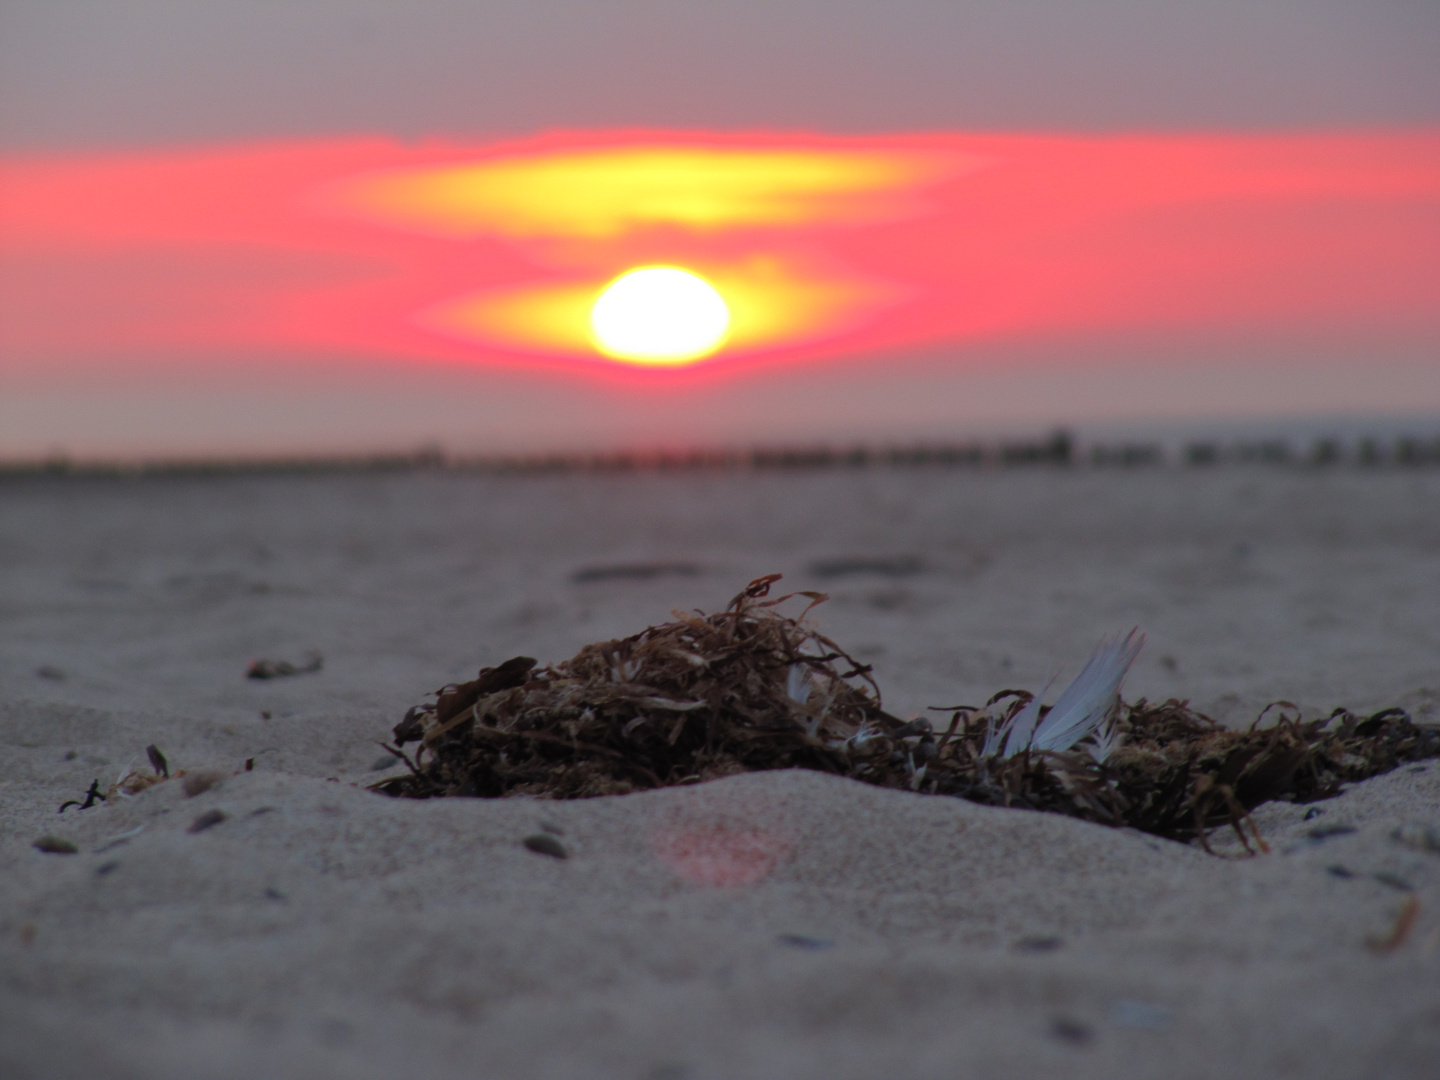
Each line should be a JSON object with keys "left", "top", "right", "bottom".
{"left": 1050, "top": 1016, "right": 1094, "bottom": 1045}
{"left": 182, "top": 770, "right": 225, "bottom": 797}
{"left": 1373, "top": 870, "right": 1415, "bottom": 892}
{"left": 1014, "top": 935, "right": 1065, "bottom": 953}
{"left": 36, "top": 665, "right": 66, "bottom": 680}
{"left": 370, "top": 755, "right": 399, "bottom": 771}
{"left": 1327, "top": 864, "right": 1357, "bottom": 879}
{"left": 96, "top": 860, "right": 120, "bottom": 876}
{"left": 187, "top": 809, "right": 228, "bottom": 834}
{"left": 32, "top": 836, "right": 78, "bottom": 855}
{"left": 776, "top": 933, "right": 834, "bottom": 950}
{"left": 522, "top": 833, "right": 569, "bottom": 859}
{"left": 1307, "top": 823, "right": 1357, "bottom": 840}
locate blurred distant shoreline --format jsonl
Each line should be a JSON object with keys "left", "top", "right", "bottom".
{"left": 5, "top": 426, "right": 1440, "bottom": 480}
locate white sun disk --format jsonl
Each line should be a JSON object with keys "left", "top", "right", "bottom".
{"left": 590, "top": 266, "right": 730, "bottom": 364}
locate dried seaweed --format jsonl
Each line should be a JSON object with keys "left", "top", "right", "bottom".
{"left": 377, "top": 575, "right": 887, "bottom": 799}
{"left": 376, "top": 575, "right": 1440, "bottom": 848}
{"left": 928, "top": 696, "right": 1440, "bottom": 850}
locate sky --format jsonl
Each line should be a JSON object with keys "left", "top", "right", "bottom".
{"left": 1, "top": 0, "right": 1438, "bottom": 460}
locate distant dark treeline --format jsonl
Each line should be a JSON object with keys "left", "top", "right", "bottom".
{"left": 4, "top": 430, "right": 1440, "bottom": 480}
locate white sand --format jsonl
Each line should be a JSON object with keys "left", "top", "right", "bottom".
{"left": 2, "top": 466, "right": 1438, "bottom": 1078}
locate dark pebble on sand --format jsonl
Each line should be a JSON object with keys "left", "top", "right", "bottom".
{"left": 522, "top": 834, "right": 569, "bottom": 859}
{"left": 1307, "top": 823, "right": 1357, "bottom": 840}
{"left": 776, "top": 933, "right": 834, "bottom": 950}
{"left": 1014, "top": 935, "right": 1065, "bottom": 953}
{"left": 32, "top": 836, "right": 78, "bottom": 855}
{"left": 1373, "top": 871, "right": 1415, "bottom": 892}
{"left": 187, "top": 809, "right": 228, "bottom": 834}
{"left": 1050, "top": 1016, "right": 1094, "bottom": 1045}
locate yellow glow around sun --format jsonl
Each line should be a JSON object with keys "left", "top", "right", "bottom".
{"left": 334, "top": 145, "right": 966, "bottom": 239}
{"left": 418, "top": 254, "right": 904, "bottom": 366}
{"left": 589, "top": 266, "right": 730, "bottom": 365}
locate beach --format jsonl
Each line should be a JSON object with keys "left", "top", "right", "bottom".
{"left": 2, "top": 463, "right": 1439, "bottom": 1078}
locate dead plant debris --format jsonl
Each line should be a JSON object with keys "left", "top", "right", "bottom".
{"left": 375, "top": 575, "right": 1440, "bottom": 849}
{"left": 1367, "top": 895, "right": 1421, "bottom": 952}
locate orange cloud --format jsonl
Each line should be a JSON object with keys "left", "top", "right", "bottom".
{"left": 2, "top": 129, "right": 1437, "bottom": 379}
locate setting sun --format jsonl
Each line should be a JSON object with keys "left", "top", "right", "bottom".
{"left": 589, "top": 266, "right": 731, "bottom": 365}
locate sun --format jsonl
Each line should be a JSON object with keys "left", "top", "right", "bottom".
{"left": 590, "top": 266, "right": 731, "bottom": 365}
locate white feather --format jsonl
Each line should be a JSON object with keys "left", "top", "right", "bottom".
{"left": 1087, "top": 718, "right": 1123, "bottom": 763}
{"left": 991, "top": 629, "right": 1145, "bottom": 759}
{"left": 998, "top": 684, "right": 1049, "bottom": 758}
{"left": 786, "top": 664, "right": 812, "bottom": 706}
{"left": 1029, "top": 628, "right": 1144, "bottom": 754}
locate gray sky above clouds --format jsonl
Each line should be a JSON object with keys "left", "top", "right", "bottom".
{"left": 1, "top": 1, "right": 1438, "bottom": 150}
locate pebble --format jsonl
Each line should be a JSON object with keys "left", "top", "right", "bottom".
{"left": 776, "top": 933, "right": 834, "bottom": 950}
{"left": 1372, "top": 871, "right": 1415, "bottom": 892}
{"left": 522, "top": 834, "right": 569, "bottom": 859}
{"left": 1014, "top": 935, "right": 1065, "bottom": 953}
{"left": 1050, "top": 1016, "right": 1094, "bottom": 1045}
{"left": 188, "top": 809, "right": 228, "bottom": 834}
{"left": 32, "top": 836, "right": 78, "bottom": 855}
{"left": 1307, "top": 823, "right": 1357, "bottom": 840}
{"left": 183, "top": 770, "right": 226, "bottom": 797}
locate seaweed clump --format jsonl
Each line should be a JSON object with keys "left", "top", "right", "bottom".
{"left": 930, "top": 697, "right": 1440, "bottom": 851}
{"left": 376, "top": 575, "right": 1440, "bottom": 847}
{"left": 377, "top": 575, "right": 898, "bottom": 799}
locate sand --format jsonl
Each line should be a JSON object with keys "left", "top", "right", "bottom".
{"left": 2, "top": 464, "right": 1438, "bottom": 1078}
